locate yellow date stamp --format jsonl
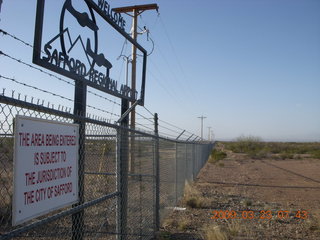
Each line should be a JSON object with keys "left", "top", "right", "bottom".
{"left": 211, "top": 210, "right": 308, "bottom": 220}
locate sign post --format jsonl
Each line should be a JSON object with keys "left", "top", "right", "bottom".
{"left": 72, "top": 80, "right": 86, "bottom": 240}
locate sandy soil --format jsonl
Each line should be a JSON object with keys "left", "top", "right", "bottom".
{"left": 158, "top": 152, "right": 320, "bottom": 240}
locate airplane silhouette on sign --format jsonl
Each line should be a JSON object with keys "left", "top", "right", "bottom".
{"left": 65, "top": 0, "right": 99, "bottom": 31}
{"left": 86, "top": 39, "right": 112, "bottom": 69}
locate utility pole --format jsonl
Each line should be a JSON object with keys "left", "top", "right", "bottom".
{"left": 113, "top": 4, "right": 159, "bottom": 130}
{"left": 207, "top": 127, "right": 211, "bottom": 141}
{"left": 113, "top": 4, "right": 159, "bottom": 173}
{"left": 198, "top": 116, "right": 206, "bottom": 141}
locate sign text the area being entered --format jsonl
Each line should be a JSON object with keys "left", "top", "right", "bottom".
{"left": 13, "top": 116, "right": 79, "bottom": 225}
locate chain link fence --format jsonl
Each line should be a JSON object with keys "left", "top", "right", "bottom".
{"left": 0, "top": 95, "right": 214, "bottom": 240}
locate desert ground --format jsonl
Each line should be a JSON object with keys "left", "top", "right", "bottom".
{"left": 157, "top": 141, "right": 320, "bottom": 240}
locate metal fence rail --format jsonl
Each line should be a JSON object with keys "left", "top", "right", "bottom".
{"left": 0, "top": 94, "right": 214, "bottom": 240}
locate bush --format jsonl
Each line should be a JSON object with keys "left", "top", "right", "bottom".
{"left": 186, "top": 197, "right": 202, "bottom": 208}
{"left": 223, "top": 139, "right": 320, "bottom": 160}
{"left": 312, "top": 150, "right": 320, "bottom": 159}
{"left": 280, "top": 153, "right": 294, "bottom": 160}
{"left": 227, "top": 135, "right": 263, "bottom": 154}
{"left": 209, "top": 149, "right": 227, "bottom": 163}
{"left": 184, "top": 182, "right": 208, "bottom": 208}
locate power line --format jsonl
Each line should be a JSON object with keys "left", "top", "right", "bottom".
{"left": 137, "top": 57, "right": 182, "bottom": 107}
{"left": 142, "top": 106, "right": 154, "bottom": 117}
{"left": 158, "top": 16, "right": 199, "bottom": 103}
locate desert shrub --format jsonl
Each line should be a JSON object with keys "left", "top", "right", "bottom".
{"left": 243, "top": 199, "right": 253, "bottom": 207}
{"left": 227, "top": 135, "right": 263, "bottom": 154}
{"left": 312, "top": 150, "right": 320, "bottom": 159}
{"left": 224, "top": 136, "right": 267, "bottom": 158}
{"left": 209, "top": 149, "right": 227, "bottom": 163}
{"left": 249, "top": 149, "right": 269, "bottom": 159}
{"left": 186, "top": 197, "right": 202, "bottom": 208}
{"left": 280, "top": 153, "right": 294, "bottom": 160}
{"left": 183, "top": 182, "right": 208, "bottom": 208}
{"left": 224, "top": 138, "right": 320, "bottom": 160}
{"left": 267, "top": 142, "right": 319, "bottom": 155}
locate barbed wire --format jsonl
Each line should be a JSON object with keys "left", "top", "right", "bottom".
{"left": 158, "top": 131, "right": 179, "bottom": 140}
{"left": 87, "top": 104, "right": 120, "bottom": 118}
{"left": 158, "top": 124, "right": 182, "bottom": 135}
{"left": 0, "top": 30, "right": 122, "bottom": 107}
{"left": 1, "top": 29, "right": 199, "bottom": 139}
{"left": 1, "top": 50, "right": 122, "bottom": 107}
{"left": 0, "top": 50, "right": 74, "bottom": 86}
{"left": 0, "top": 74, "right": 73, "bottom": 102}
{"left": 1, "top": 88, "right": 73, "bottom": 113}
{"left": 138, "top": 105, "right": 199, "bottom": 139}
{"left": 0, "top": 29, "right": 40, "bottom": 52}
{"left": 135, "top": 122, "right": 154, "bottom": 132}
{"left": 159, "top": 119, "right": 185, "bottom": 132}
{"left": 136, "top": 111, "right": 154, "bottom": 124}
{"left": 0, "top": 74, "right": 119, "bottom": 118}
{"left": 87, "top": 90, "right": 121, "bottom": 106}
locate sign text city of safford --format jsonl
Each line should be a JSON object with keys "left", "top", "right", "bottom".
{"left": 33, "top": 0, "right": 147, "bottom": 104}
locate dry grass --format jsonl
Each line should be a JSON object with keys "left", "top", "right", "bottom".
{"left": 162, "top": 218, "right": 178, "bottom": 230}
{"left": 203, "top": 224, "right": 228, "bottom": 240}
{"left": 183, "top": 181, "right": 209, "bottom": 209}
{"left": 203, "top": 219, "right": 248, "bottom": 240}
{"left": 306, "top": 211, "right": 320, "bottom": 232}
{"left": 177, "top": 219, "right": 190, "bottom": 231}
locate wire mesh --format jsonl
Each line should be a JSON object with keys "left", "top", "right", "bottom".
{"left": 127, "top": 134, "right": 155, "bottom": 239}
{"left": 158, "top": 140, "right": 177, "bottom": 223}
{"left": 0, "top": 97, "right": 214, "bottom": 240}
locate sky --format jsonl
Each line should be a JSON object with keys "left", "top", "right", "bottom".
{"left": 0, "top": 0, "right": 319, "bottom": 142}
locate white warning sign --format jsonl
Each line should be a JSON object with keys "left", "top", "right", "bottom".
{"left": 13, "top": 115, "right": 79, "bottom": 225}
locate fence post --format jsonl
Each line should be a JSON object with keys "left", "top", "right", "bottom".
{"left": 185, "top": 143, "right": 188, "bottom": 182}
{"left": 192, "top": 143, "right": 198, "bottom": 181}
{"left": 175, "top": 142, "right": 178, "bottom": 205}
{"left": 117, "top": 99, "right": 129, "bottom": 240}
{"left": 72, "top": 81, "right": 87, "bottom": 240}
{"left": 154, "top": 113, "right": 160, "bottom": 232}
